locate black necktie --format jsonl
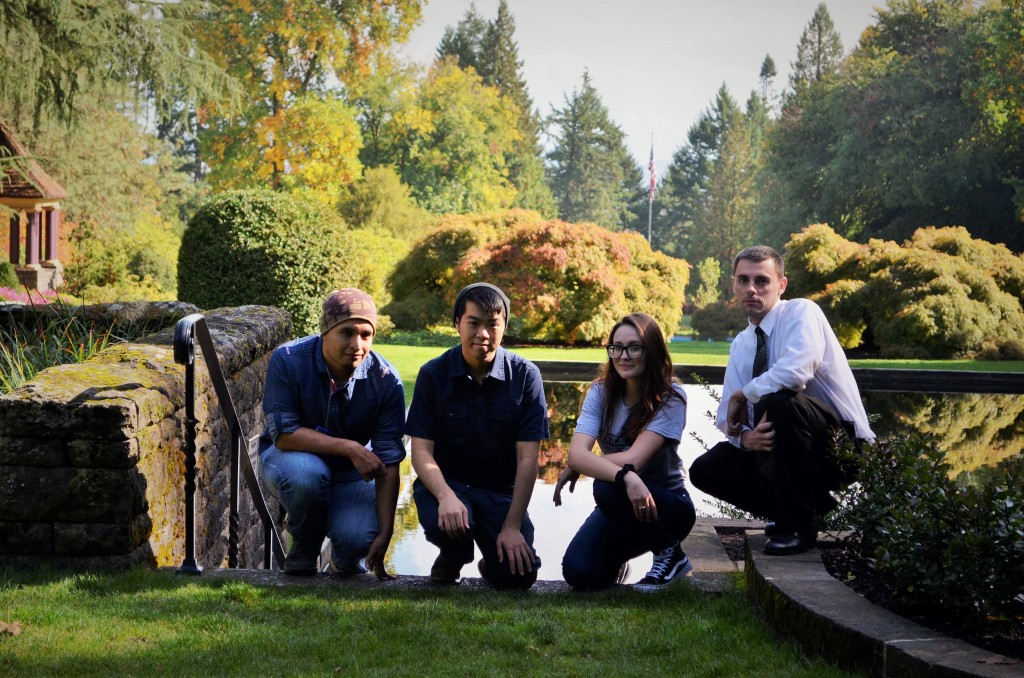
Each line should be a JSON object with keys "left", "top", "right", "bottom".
{"left": 752, "top": 326, "right": 768, "bottom": 378}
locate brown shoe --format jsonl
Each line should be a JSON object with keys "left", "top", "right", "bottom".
{"left": 430, "top": 553, "right": 463, "bottom": 584}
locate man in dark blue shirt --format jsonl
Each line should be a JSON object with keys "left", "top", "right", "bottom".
{"left": 406, "top": 283, "right": 549, "bottom": 589}
{"left": 259, "top": 288, "right": 405, "bottom": 577}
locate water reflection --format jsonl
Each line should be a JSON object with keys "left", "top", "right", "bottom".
{"left": 865, "top": 392, "right": 1024, "bottom": 476}
{"left": 388, "top": 382, "right": 728, "bottom": 581}
{"left": 387, "top": 383, "right": 1024, "bottom": 580}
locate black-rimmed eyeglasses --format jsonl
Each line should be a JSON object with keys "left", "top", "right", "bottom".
{"left": 605, "top": 344, "right": 645, "bottom": 359}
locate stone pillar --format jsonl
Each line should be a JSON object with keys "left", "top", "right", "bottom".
{"left": 26, "top": 211, "right": 40, "bottom": 266}
{"left": 45, "top": 209, "right": 59, "bottom": 261}
{"left": 8, "top": 213, "right": 19, "bottom": 265}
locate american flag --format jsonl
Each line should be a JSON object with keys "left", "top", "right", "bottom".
{"left": 648, "top": 144, "right": 656, "bottom": 200}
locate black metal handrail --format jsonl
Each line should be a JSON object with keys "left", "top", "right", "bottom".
{"left": 173, "top": 313, "right": 285, "bottom": 573}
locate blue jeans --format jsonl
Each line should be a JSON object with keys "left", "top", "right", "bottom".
{"left": 413, "top": 478, "right": 540, "bottom": 590}
{"left": 562, "top": 480, "right": 696, "bottom": 591}
{"left": 259, "top": 445, "right": 377, "bottom": 572}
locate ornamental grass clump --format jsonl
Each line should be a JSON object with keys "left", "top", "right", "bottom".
{"left": 0, "top": 301, "right": 169, "bottom": 394}
{"left": 840, "top": 436, "right": 1024, "bottom": 624}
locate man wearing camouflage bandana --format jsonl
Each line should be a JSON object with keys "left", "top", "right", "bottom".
{"left": 258, "top": 288, "right": 405, "bottom": 577}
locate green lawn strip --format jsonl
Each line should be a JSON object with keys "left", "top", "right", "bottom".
{"left": 375, "top": 343, "right": 1024, "bottom": 405}
{"left": 0, "top": 568, "right": 859, "bottom": 677}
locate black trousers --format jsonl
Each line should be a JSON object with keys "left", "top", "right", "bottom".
{"left": 689, "top": 390, "right": 851, "bottom": 532}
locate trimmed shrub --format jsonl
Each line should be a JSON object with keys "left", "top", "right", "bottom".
{"left": 691, "top": 299, "right": 747, "bottom": 340}
{"left": 337, "top": 166, "right": 437, "bottom": 241}
{"left": 384, "top": 210, "right": 539, "bottom": 329}
{"left": 0, "top": 260, "right": 19, "bottom": 288}
{"left": 784, "top": 223, "right": 861, "bottom": 299}
{"left": 452, "top": 220, "right": 687, "bottom": 344}
{"left": 783, "top": 224, "right": 1024, "bottom": 358}
{"left": 178, "top": 190, "right": 353, "bottom": 336}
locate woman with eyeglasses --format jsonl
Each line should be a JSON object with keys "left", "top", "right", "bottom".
{"left": 553, "top": 312, "right": 696, "bottom": 591}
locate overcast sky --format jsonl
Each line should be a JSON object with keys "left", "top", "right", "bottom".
{"left": 398, "top": 0, "right": 884, "bottom": 177}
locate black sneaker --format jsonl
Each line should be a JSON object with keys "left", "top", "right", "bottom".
{"left": 284, "top": 547, "right": 319, "bottom": 576}
{"left": 633, "top": 543, "right": 692, "bottom": 592}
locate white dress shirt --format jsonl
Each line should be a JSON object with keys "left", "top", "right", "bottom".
{"left": 716, "top": 298, "right": 875, "bottom": 445}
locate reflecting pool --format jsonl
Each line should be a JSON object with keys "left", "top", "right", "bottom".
{"left": 386, "top": 382, "right": 1024, "bottom": 582}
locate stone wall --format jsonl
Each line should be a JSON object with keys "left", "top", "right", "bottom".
{"left": 0, "top": 303, "right": 292, "bottom": 569}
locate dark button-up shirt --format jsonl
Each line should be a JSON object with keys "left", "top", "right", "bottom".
{"left": 260, "top": 334, "right": 405, "bottom": 482}
{"left": 405, "top": 345, "right": 549, "bottom": 493}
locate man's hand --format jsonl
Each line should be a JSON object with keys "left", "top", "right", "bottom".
{"left": 350, "top": 448, "right": 386, "bottom": 481}
{"left": 437, "top": 495, "right": 469, "bottom": 539}
{"left": 496, "top": 526, "right": 534, "bottom": 575}
{"left": 364, "top": 533, "right": 396, "bottom": 581}
{"left": 741, "top": 417, "right": 775, "bottom": 452}
{"left": 726, "top": 391, "right": 750, "bottom": 437}
{"left": 552, "top": 467, "right": 580, "bottom": 506}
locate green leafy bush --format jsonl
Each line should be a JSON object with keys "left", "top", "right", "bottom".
{"left": 0, "top": 260, "right": 18, "bottom": 288}
{"left": 337, "top": 166, "right": 437, "bottom": 241}
{"left": 453, "top": 220, "right": 688, "bottom": 344}
{"left": 178, "top": 190, "right": 353, "bottom": 336}
{"left": 691, "top": 299, "right": 747, "bottom": 340}
{"left": 784, "top": 224, "right": 1024, "bottom": 358}
{"left": 841, "top": 437, "right": 1024, "bottom": 623}
{"left": 384, "top": 212, "right": 512, "bottom": 329}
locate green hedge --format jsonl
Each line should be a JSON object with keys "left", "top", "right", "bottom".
{"left": 178, "top": 190, "right": 353, "bottom": 336}
{"left": 784, "top": 224, "right": 1024, "bottom": 358}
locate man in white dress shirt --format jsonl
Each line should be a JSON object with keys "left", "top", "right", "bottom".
{"left": 689, "top": 246, "right": 874, "bottom": 555}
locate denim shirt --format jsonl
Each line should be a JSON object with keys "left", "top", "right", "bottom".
{"left": 405, "top": 345, "right": 549, "bottom": 493}
{"left": 260, "top": 334, "right": 405, "bottom": 482}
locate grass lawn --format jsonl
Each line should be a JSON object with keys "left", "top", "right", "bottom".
{"left": 0, "top": 567, "right": 860, "bottom": 677}
{"left": 374, "top": 341, "right": 1024, "bottom": 404}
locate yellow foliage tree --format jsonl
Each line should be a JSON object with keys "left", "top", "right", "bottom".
{"left": 196, "top": 0, "right": 422, "bottom": 198}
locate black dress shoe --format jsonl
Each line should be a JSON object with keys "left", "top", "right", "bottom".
{"left": 763, "top": 522, "right": 784, "bottom": 538}
{"left": 764, "top": 529, "right": 818, "bottom": 556}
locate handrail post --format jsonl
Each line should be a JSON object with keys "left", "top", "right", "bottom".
{"left": 173, "top": 315, "right": 202, "bottom": 575}
{"left": 228, "top": 428, "right": 240, "bottom": 568}
{"left": 173, "top": 313, "right": 286, "bottom": 572}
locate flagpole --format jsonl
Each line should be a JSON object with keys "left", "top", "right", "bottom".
{"left": 647, "top": 133, "right": 655, "bottom": 243}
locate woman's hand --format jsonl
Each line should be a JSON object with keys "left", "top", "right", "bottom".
{"left": 625, "top": 473, "right": 657, "bottom": 523}
{"left": 553, "top": 467, "right": 580, "bottom": 507}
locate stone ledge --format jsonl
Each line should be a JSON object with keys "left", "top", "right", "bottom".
{"left": 745, "top": 533, "right": 1021, "bottom": 677}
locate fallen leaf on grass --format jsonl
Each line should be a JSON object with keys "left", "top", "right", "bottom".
{"left": 0, "top": 621, "right": 22, "bottom": 636}
{"left": 977, "top": 655, "right": 1019, "bottom": 665}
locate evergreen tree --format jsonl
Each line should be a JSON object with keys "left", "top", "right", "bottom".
{"left": 436, "top": 3, "right": 488, "bottom": 75}
{"left": 653, "top": 84, "right": 742, "bottom": 256}
{"left": 0, "top": 0, "right": 234, "bottom": 127}
{"left": 789, "top": 3, "right": 845, "bottom": 92}
{"left": 546, "top": 71, "right": 639, "bottom": 230}
{"left": 759, "top": 54, "right": 778, "bottom": 109}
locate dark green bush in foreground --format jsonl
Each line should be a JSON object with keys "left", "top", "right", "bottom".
{"left": 840, "top": 436, "right": 1024, "bottom": 622}
{"left": 178, "top": 190, "right": 353, "bottom": 336}
{"left": 0, "top": 260, "right": 19, "bottom": 288}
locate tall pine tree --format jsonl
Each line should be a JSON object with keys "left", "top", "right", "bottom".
{"left": 546, "top": 71, "right": 640, "bottom": 230}
{"left": 653, "top": 84, "right": 742, "bottom": 256}
{"left": 789, "top": 3, "right": 845, "bottom": 93}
